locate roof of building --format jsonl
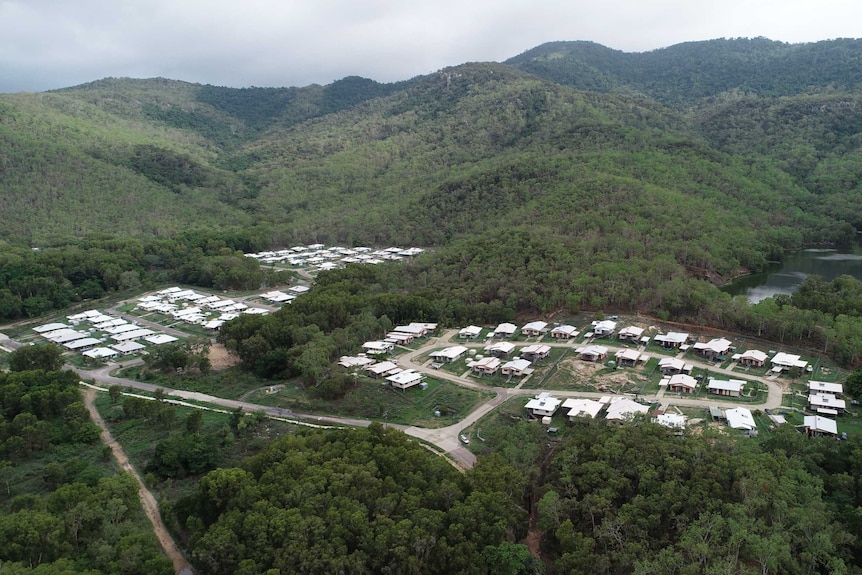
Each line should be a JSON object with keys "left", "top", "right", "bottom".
{"left": 668, "top": 374, "right": 698, "bottom": 389}
{"left": 606, "top": 398, "right": 649, "bottom": 421}
{"left": 562, "top": 398, "right": 604, "bottom": 419}
{"left": 522, "top": 321, "right": 548, "bottom": 332}
{"left": 502, "top": 358, "right": 532, "bottom": 372}
{"left": 111, "top": 341, "right": 146, "bottom": 354}
{"left": 808, "top": 380, "right": 843, "bottom": 395}
{"left": 725, "top": 407, "right": 755, "bottom": 430}
{"left": 144, "top": 334, "right": 179, "bottom": 345}
{"left": 804, "top": 415, "right": 838, "bottom": 435}
{"left": 707, "top": 379, "right": 745, "bottom": 392}
{"left": 655, "top": 413, "right": 687, "bottom": 429}
{"left": 525, "top": 392, "right": 561, "bottom": 413}
{"left": 430, "top": 345, "right": 469, "bottom": 360}
{"left": 771, "top": 352, "right": 807, "bottom": 368}
{"left": 63, "top": 337, "right": 102, "bottom": 350}
{"left": 485, "top": 341, "right": 516, "bottom": 353}
{"left": 551, "top": 324, "right": 578, "bottom": 335}
{"left": 459, "top": 325, "right": 482, "bottom": 337}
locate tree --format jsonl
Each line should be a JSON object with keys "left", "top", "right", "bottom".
{"left": 8, "top": 344, "right": 64, "bottom": 372}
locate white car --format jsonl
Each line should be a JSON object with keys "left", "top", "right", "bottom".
{"left": 460, "top": 434, "right": 470, "bottom": 445}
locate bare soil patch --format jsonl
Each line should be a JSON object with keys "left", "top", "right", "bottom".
{"left": 208, "top": 343, "right": 239, "bottom": 370}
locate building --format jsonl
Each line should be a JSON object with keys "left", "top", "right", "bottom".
{"left": 808, "top": 393, "right": 845, "bottom": 415}
{"left": 144, "top": 334, "right": 179, "bottom": 346}
{"left": 365, "top": 361, "right": 400, "bottom": 378}
{"left": 459, "top": 325, "right": 483, "bottom": 339}
{"left": 386, "top": 369, "right": 423, "bottom": 390}
{"left": 362, "top": 341, "right": 395, "bottom": 355}
{"left": 550, "top": 325, "right": 579, "bottom": 340}
{"left": 803, "top": 415, "right": 838, "bottom": 437}
{"left": 654, "top": 332, "right": 689, "bottom": 349}
{"left": 725, "top": 407, "right": 755, "bottom": 430}
{"left": 707, "top": 379, "right": 745, "bottom": 397}
{"left": 592, "top": 320, "right": 617, "bottom": 337}
{"left": 521, "top": 321, "right": 548, "bottom": 337}
{"left": 520, "top": 344, "right": 551, "bottom": 362}
{"left": 525, "top": 392, "right": 561, "bottom": 418}
{"left": 738, "top": 349, "right": 768, "bottom": 367}
{"left": 485, "top": 341, "right": 516, "bottom": 357}
{"left": 808, "top": 380, "right": 843, "bottom": 396}
{"left": 658, "top": 357, "right": 691, "bottom": 376}
{"left": 618, "top": 326, "right": 644, "bottom": 342}
{"left": 693, "top": 338, "right": 733, "bottom": 360}
{"left": 338, "top": 356, "right": 375, "bottom": 368}
{"left": 501, "top": 359, "right": 533, "bottom": 377}
{"left": 82, "top": 347, "right": 118, "bottom": 361}
{"left": 605, "top": 398, "right": 649, "bottom": 422}
{"left": 429, "top": 346, "right": 469, "bottom": 363}
{"left": 614, "top": 348, "right": 643, "bottom": 367}
{"left": 578, "top": 345, "right": 608, "bottom": 362}
{"left": 471, "top": 356, "right": 501, "bottom": 376}
{"left": 111, "top": 341, "right": 146, "bottom": 355}
{"left": 655, "top": 413, "right": 687, "bottom": 430}
{"left": 63, "top": 337, "right": 101, "bottom": 351}
{"left": 493, "top": 323, "right": 517, "bottom": 338}
{"left": 666, "top": 373, "right": 698, "bottom": 393}
{"left": 562, "top": 398, "right": 604, "bottom": 420}
{"left": 770, "top": 352, "right": 808, "bottom": 373}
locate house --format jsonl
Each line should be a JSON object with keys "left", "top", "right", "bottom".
{"left": 738, "top": 349, "right": 768, "bottom": 367}
{"left": 614, "top": 348, "right": 643, "bottom": 367}
{"left": 693, "top": 338, "right": 733, "bottom": 360}
{"left": 592, "top": 320, "right": 617, "bottom": 337}
{"left": 525, "top": 392, "right": 561, "bottom": 418}
{"left": 471, "top": 356, "right": 501, "bottom": 376}
{"left": 654, "top": 332, "right": 689, "bottom": 349}
{"left": 111, "top": 341, "right": 146, "bottom": 356}
{"left": 63, "top": 337, "right": 101, "bottom": 351}
{"left": 605, "top": 398, "right": 649, "bottom": 422}
{"left": 45, "top": 329, "right": 89, "bottom": 344}
{"left": 365, "top": 361, "right": 400, "bottom": 378}
{"left": 520, "top": 344, "right": 551, "bottom": 362}
{"left": 393, "top": 323, "right": 431, "bottom": 338}
{"left": 578, "top": 345, "right": 608, "bottom": 362}
{"left": 667, "top": 373, "right": 698, "bottom": 393}
{"left": 385, "top": 332, "right": 414, "bottom": 345}
{"left": 725, "top": 407, "right": 756, "bottom": 430}
{"left": 111, "top": 329, "right": 155, "bottom": 342}
{"left": 803, "top": 415, "right": 838, "bottom": 437}
{"left": 521, "top": 321, "right": 548, "bottom": 337}
{"left": 144, "top": 334, "right": 179, "bottom": 346}
{"left": 655, "top": 413, "right": 687, "bottom": 430}
{"left": 288, "top": 285, "right": 310, "bottom": 294}
{"left": 386, "top": 369, "right": 423, "bottom": 390}
{"left": 485, "top": 341, "right": 516, "bottom": 357}
{"left": 770, "top": 352, "right": 808, "bottom": 373}
{"left": 550, "top": 325, "right": 579, "bottom": 340}
{"left": 618, "top": 326, "right": 644, "bottom": 342}
{"left": 709, "top": 407, "right": 726, "bottom": 422}
{"left": 82, "top": 347, "right": 118, "bottom": 361}
{"left": 493, "top": 323, "right": 517, "bottom": 338}
{"left": 808, "top": 393, "right": 845, "bottom": 415}
{"left": 459, "top": 325, "right": 483, "bottom": 339}
{"left": 34, "top": 322, "right": 69, "bottom": 333}
{"left": 362, "top": 341, "right": 395, "bottom": 355}
{"left": 562, "top": 398, "right": 604, "bottom": 420}
{"left": 430, "top": 346, "right": 469, "bottom": 363}
{"left": 658, "top": 357, "right": 691, "bottom": 376}
{"left": 808, "top": 380, "right": 843, "bottom": 396}
{"left": 105, "top": 324, "right": 140, "bottom": 335}
{"left": 707, "top": 379, "right": 745, "bottom": 397}
{"left": 338, "top": 356, "right": 375, "bottom": 368}
{"left": 501, "top": 359, "right": 533, "bottom": 377}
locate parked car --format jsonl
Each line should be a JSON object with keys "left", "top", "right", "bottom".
{"left": 459, "top": 434, "right": 470, "bottom": 445}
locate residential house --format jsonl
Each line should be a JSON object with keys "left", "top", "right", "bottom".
{"left": 386, "top": 370, "right": 423, "bottom": 390}
{"left": 385, "top": 332, "right": 414, "bottom": 345}
{"left": 654, "top": 332, "right": 689, "bottom": 349}
{"left": 707, "top": 379, "right": 745, "bottom": 397}
{"left": 693, "top": 338, "right": 733, "bottom": 360}
{"left": 803, "top": 415, "right": 838, "bottom": 437}
{"left": 578, "top": 345, "right": 608, "bottom": 362}
{"left": 809, "top": 393, "right": 845, "bottom": 415}
{"left": 338, "top": 356, "right": 375, "bottom": 368}
{"left": 770, "top": 352, "right": 808, "bottom": 373}
{"left": 82, "top": 347, "right": 118, "bottom": 361}
{"left": 658, "top": 357, "right": 690, "bottom": 376}
{"left": 111, "top": 341, "right": 146, "bottom": 356}
{"left": 63, "top": 337, "right": 101, "bottom": 351}
{"left": 501, "top": 359, "right": 533, "bottom": 377}
{"left": 365, "top": 361, "right": 400, "bottom": 378}
{"left": 550, "top": 325, "right": 579, "bottom": 340}
{"left": 471, "top": 356, "right": 501, "bottom": 376}
{"left": 738, "top": 349, "right": 768, "bottom": 368}
{"left": 655, "top": 413, "right": 687, "bottom": 430}
{"left": 362, "top": 341, "right": 394, "bottom": 355}
{"left": 605, "top": 398, "right": 649, "bottom": 422}
{"left": 667, "top": 373, "right": 698, "bottom": 393}
{"left": 493, "top": 323, "right": 517, "bottom": 338}
{"left": 521, "top": 321, "right": 548, "bottom": 337}
{"left": 459, "top": 325, "right": 483, "bottom": 339}
{"left": 808, "top": 380, "right": 843, "bottom": 396}
{"left": 618, "top": 326, "right": 644, "bottom": 342}
{"left": 430, "top": 346, "right": 469, "bottom": 363}
{"left": 485, "top": 341, "right": 516, "bottom": 358}
{"left": 614, "top": 348, "right": 643, "bottom": 367}
{"left": 592, "top": 320, "right": 617, "bottom": 337}
{"left": 725, "top": 407, "right": 756, "bottom": 430}
{"left": 562, "top": 398, "right": 604, "bottom": 420}
{"left": 520, "top": 344, "right": 551, "bottom": 362}
{"left": 34, "top": 322, "right": 69, "bottom": 333}
{"left": 525, "top": 392, "right": 561, "bottom": 418}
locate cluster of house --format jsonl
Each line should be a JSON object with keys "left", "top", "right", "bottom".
{"left": 259, "top": 285, "right": 309, "bottom": 304}
{"left": 459, "top": 321, "right": 579, "bottom": 341}
{"left": 360, "top": 323, "right": 439, "bottom": 356}
{"left": 33, "top": 309, "right": 179, "bottom": 360}
{"left": 525, "top": 392, "right": 655, "bottom": 425}
{"left": 337, "top": 356, "right": 426, "bottom": 390}
{"left": 135, "top": 287, "right": 270, "bottom": 330}
{"left": 245, "top": 244, "right": 425, "bottom": 272}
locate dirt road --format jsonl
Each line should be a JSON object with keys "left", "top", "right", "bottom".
{"left": 83, "top": 389, "right": 195, "bottom": 575}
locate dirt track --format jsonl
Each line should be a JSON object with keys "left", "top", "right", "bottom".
{"left": 83, "top": 389, "right": 195, "bottom": 575}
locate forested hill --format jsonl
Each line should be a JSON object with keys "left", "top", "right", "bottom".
{"left": 2, "top": 38, "right": 862, "bottom": 314}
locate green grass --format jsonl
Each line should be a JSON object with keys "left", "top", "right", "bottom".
{"left": 115, "top": 366, "right": 265, "bottom": 400}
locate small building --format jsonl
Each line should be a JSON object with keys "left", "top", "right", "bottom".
{"left": 45, "top": 329, "right": 89, "bottom": 344}
{"left": 144, "top": 334, "right": 179, "bottom": 346}
{"left": 707, "top": 379, "right": 745, "bottom": 397}
{"left": 550, "top": 325, "right": 579, "bottom": 340}
{"left": 34, "top": 322, "right": 69, "bottom": 334}
{"left": 338, "top": 356, "right": 375, "bottom": 368}
{"left": 618, "top": 326, "right": 644, "bottom": 342}
{"left": 614, "top": 348, "right": 643, "bottom": 367}
{"left": 808, "top": 380, "right": 843, "bottom": 396}
{"left": 111, "top": 329, "right": 155, "bottom": 343}
{"left": 725, "top": 407, "right": 755, "bottom": 431}
{"left": 592, "top": 320, "right": 617, "bottom": 337}
{"left": 654, "top": 332, "right": 689, "bottom": 349}
{"left": 485, "top": 341, "right": 516, "bottom": 358}
{"left": 525, "top": 392, "right": 561, "bottom": 418}
{"left": 605, "top": 398, "right": 649, "bottom": 422}
{"left": 105, "top": 324, "right": 140, "bottom": 335}
{"left": 562, "top": 398, "right": 604, "bottom": 420}
{"left": 658, "top": 357, "right": 691, "bottom": 376}
{"left": 520, "top": 344, "right": 551, "bottom": 362}
{"left": 472, "top": 356, "right": 501, "bottom": 376}
{"left": 667, "top": 373, "right": 698, "bottom": 394}
{"left": 709, "top": 406, "right": 726, "bottom": 421}
{"left": 111, "top": 341, "right": 146, "bottom": 356}
{"left": 393, "top": 324, "right": 430, "bottom": 338}
{"left": 655, "top": 413, "right": 687, "bottom": 430}
{"left": 459, "top": 325, "right": 483, "bottom": 339}
{"left": 501, "top": 359, "right": 533, "bottom": 377}
{"left": 808, "top": 393, "right": 845, "bottom": 414}
{"left": 693, "top": 338, "right": 733, "bottom": 360}
{"left": 362, "top": 341, "right": 395, "bottom": 355}
{"left": 578, "top": 345, "right": 608, "bottom": 362}
{"left": 365, "top": 361, "right": 400, "bottom": 378}
{"left": 738, "top": 349, "right": 768, "bottom": 367}
{"left": 770, "top": 352, "right": 808, "bottom": 373}
{"left": 63, "top": 337, "right": 101, "bottom": 351}
{"left": 493, "top": 323, "right": 517, "bottom": 338}
{"left": 82, "top": 347, "right": 118, "bottom": 361}
{"left": 429, "top": 346, "right": 469, "bottom": 363}
{"left": 521, "top": 321, "right": 548, "bottom": 337}
{"left": 386, "top": 369, "right": 423, "bottom": 390}
{"left": 803, "top": 415, "right": 838, "bottom": 437}
{"left": 385, "top": 332, "right": 414, "bottom": 345}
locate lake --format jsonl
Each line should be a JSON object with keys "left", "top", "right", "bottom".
{"left": 722, "top": 243, "right": 862, "bottom": 303}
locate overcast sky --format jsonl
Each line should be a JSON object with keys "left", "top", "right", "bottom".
{"left": 1, "top": 0, "right": 860, "bottom": 93}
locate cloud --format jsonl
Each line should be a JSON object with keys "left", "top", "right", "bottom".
{"left": 0, "top": 0, "right": 860, "bottom": 92}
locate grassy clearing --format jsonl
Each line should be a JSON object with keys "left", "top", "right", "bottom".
{"left": 116, "top": 365, "right": 264, "bottom": 399}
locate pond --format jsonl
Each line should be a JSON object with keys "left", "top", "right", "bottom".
{"left": 722, "top": 243, "right": 862, "bottom": 303}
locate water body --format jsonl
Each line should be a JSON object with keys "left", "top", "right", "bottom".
{"left": 723, "top": 244, "right": 862, "bottom": 303}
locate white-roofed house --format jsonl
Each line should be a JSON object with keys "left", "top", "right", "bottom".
{"left": 362, "top": 341, "right": 395, "bottom": 355}
{"left": 525, "top": 392, "right": 561, "bottom": 418}
{"left": 393, "top": 324, "right": 429, "bottom": 338}
{"left": 654, "top": 332, "right": 689, "bottom": 349}
{"left": 34, "top": 323, "right": 69, "bottom": 333}
{"left": 808, "top": 380, "right": 843, "bottom": 396}
{"left": 667, "top": 374, "right": 698, "bottom": 394}
{"left": 725, "top": 407, "right": 756, "bottom": 430}
{"left": 385, "top": 332, "right": 414, "bottom": 345}
{"left": 82, "top": 347, "right": 118, "bottom": 361}
{"left": 658, "top": 357, "right": 690, "bottom": 376}
{"left": 770, "top": 352, "right": 808, "bottom": 373}
{"left": 485, "top": 341, "right": 516, "bottom": 358}
{"left": 693, "top": 338, "right": 733, "bottom": 360}
{"left": 551, "top": 325, "right": 578, "bottom": 340}
{"left": 804, "top": 415, "right": 838, "bottom": 437}
{"left": 592, "top": 320, "right": 617, "bottom": 337}
{"left": 459, "top": 325, "right": 483, "bottom": 339}
{"left": 365, "top": 361, "right": 400, "bottom": 378}
{"left": 112, "top": 329, "right": 155, "bottom": 342}
{"left": 386, "top": 370, "right": 423, "bottom": 390}
{"left": 144, "top": 334, "right": 179, "bottom": 346}
{"left": 562, "top": 398, "right": 604, "bottom": 420}
{"left": 429, "top": 346, "right": 469, "bottom": 363}
{"left": 707, "top": 379, "right": 745, "bottom": 397}
{"left": 521, "top": 321, "right": 548, "bottom": 337}
{"left": 493, "top": 323, "right": 517, "bottom": 338}
{"left": 738, "top": 349, "right": 768, "bottom": 367}
{"left": 655, "top": 413, "right": 687, "bottom": 430}
{"left": 45, "top": 330, "right": 89, "bottom": 344}
{"left": 809, "top": 393, "right": 846, "bottom": 415}
{"left": 471, "top": 356, "right": 501, "bottom": 376}
{"left": 605, "top": 398, "right": 649, "bottom": 422}
{"left": 614, "top": 348, "right": 643, "bottom": 367}
{"left": 111, "top": 341, "right": 146, "bottom": 355}
{"left": 63, "top": 337, "right": 101, "bottom": 351}
{"left": 521, "top": 344, "right": 551, "bottom": 362}
{"left": 618, "top": 326, "right": 644, "bottom": 342}
{"left": 501, "top": 359, "right": 533, "bottom": 377}
{"left": 338, "top": 356, "right": 375, "bottom": 368}
{"left": 577, "top": 345, "right": 608, "bottom": 362}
